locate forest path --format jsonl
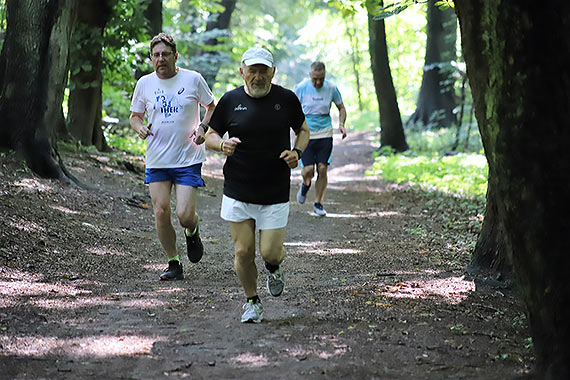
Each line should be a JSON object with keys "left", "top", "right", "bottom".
{"left": 0, "top": 130, "right": 531, "bottom": 379}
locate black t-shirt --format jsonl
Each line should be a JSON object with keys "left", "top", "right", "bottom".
{"left": 209, "top": 85, "right": 305, "bottom": 205}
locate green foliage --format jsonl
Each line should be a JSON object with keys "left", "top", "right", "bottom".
{"left": 369, "top": 150, "right": 488, "bottom": 198}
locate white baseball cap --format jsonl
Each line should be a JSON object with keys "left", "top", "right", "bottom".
{"left": 241, "top": 47, "right": 274, "bottom": 67}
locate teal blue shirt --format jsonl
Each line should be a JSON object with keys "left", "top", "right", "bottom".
{"left": 294, "top": 78, "right": 342, "bottom": 139}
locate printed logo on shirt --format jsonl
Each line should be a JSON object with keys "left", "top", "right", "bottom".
{"left": 274, "top": 104, "right": 281, "bottom": 111}
{"left": 312, "top": 96, "right": 325, "bottom": 101}
{"left": 178, "top": 87, "right": 185, "bottom": 95}
{"left": 154, "top": 94, "right": 182, "bottom": 119}
{"left": 234, "top": 104, "right": 247, "bottom": 111}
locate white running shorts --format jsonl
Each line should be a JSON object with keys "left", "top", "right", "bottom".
{"left": 220, "top": 195, "right": 289, "bottom": 230}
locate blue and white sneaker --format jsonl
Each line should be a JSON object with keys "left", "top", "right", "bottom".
{"left": 241, "top": 300, "right": 264, "bottom": 323}
{"left": 313, "top": 202, "right": 327, "bottom": 216}
{"left": 296, "top": 183, "right": 310, "bottom": 204}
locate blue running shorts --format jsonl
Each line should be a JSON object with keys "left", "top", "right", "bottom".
{"left": 144, "top": 163, "right": 205, "bottom": 187}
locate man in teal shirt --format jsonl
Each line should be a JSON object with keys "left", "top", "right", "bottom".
{"left": 294, "top": 61, "right": 347, "bottom": 216}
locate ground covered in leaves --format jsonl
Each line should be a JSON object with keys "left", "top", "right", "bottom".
{"left": 0, "top": 131, "right": 533, "bottom": 379}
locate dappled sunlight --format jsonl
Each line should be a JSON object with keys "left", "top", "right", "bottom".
{"left": 87, "top": 246, "right": 127, "bottom": 256}
{"left": 10, "top": 178, "right": 53, "bottom": 192}
{"left": 7, "top": 218, "right": 46, "bottom": 234}
{"left": 0, "top": 334, "right": 159, "bottom": 357}
{"left": 285, "top": 240, "right": 363, "bottom": 256}
{"left": 230, "top": 352, "right": 269, "bottom": 368}
{"left": 49, "top": 205, "right": 80, "bottom": 215}
{"left": 379, "top": 276, "right": 475, "bottom": 304}
{"left": 0, "top": 280, "right": 90, "bottom": 299}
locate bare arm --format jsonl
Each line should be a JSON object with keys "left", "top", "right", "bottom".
{"left": 205, "top": 128, "right": 241, "bottom": 156}
{"left": 280, "top": 120, "right": 310, "bottom": 169}
{"left": 129, "top": 111, "right": 153, "bottom": 139}
{"left": 193, "top": 100, "right": 217, "bottom": 145}
{"left": 336, "top": 102, "right": 347, "bottom": 139}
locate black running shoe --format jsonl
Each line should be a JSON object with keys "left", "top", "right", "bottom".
{"left": 186, "top": 225, "right": 204, "bottom": 263}
{"left": 160, "top": 260, "right": 184, "bottom": 281}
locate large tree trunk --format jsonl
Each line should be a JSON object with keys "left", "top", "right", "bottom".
{"left": 194, "top": 0, "right": 236, "bottom": 88}
{"left": 467, "top": 178, "right": 511, "bottom": 280}
{"left": 67, "top": 0, "right": 115, "bottom": 151}
{"left": 456, "top": 1, "right": 570, "bottom": 378}
{"left": 367, "top": 3, "right": 408, "bottom": 152}
{"left": 135, "top": 0, "right": 162, "bottom": 80}
{"left": 0, "top": 0, "right": 76, "bottom": 179}
{"left": 407, "top": 0, "right": 457, "bottom": 128}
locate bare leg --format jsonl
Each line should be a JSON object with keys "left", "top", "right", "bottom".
{"left": 230, "top": 220, "right": 258, "bottom": 298}
{"left": 174, "top": 184, "right": 199, "bottom": 232}
{"left": 259, "top": 227, "right": 286, "bottom": 265}
{"left": 149, "top": 181, "right": 177, "bottom": 259}
{"left": 315, "top": 163, "right": 328, "bottom": 204}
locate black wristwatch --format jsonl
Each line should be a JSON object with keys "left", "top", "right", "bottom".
{"left": 199, "top": 122, "right": 209, "bottom": 133}
{"left": 293, "top": 148, "right": 303, "bottom": 160}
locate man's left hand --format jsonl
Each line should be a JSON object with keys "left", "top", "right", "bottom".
{"left": 192, "top": 127, "right": 206, "bottom": 145}
{"left": 339, "top": 125, "right": 347, "bottom": 139}
{"left": 280, "top": 150, "right": 299, "bottom": 169}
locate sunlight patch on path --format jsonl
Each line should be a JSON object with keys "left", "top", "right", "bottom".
{"left": 380, "top": 276, "right": 475, "bottom": 304}
{"left": 0, "top": 335, "right": 159, "bottom": 357}
{"left": 230, "top": 352, "right": 269, "bottom": 368}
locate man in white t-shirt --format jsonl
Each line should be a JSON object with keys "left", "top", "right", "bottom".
{"left": 129, "top": 33, "right": 216, "bottom": 281}
{"left": 294, "top": 61, "right": 347, "bottom": 216}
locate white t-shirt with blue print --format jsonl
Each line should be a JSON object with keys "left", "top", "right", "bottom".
{"left": 130, "top": 68, "right": 214, "bottom": 168}
{"left": 294, "top": 78, "right": 342, "bottom": 139}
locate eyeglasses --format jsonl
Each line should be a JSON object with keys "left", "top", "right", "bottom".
{"left": 150, "top": 51, "right": 174, "bottom": 59}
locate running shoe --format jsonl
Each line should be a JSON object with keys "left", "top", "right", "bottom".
{"left": 160, "top": 260, "right": 184, "bottom": 281}
{"left": 186, "top": 224, "right": 204, "bottom": 263}
{"left": 266, "top": 266, "right": 285, "bottom": 296}
{"left": 313, "top": 202, "right": 327, "bottom": 216}
{"left": 296, "top": 183, "right": 310, "bottom": 204}
{"left": 241, "top": 300, "right": 264, "bottom": 323}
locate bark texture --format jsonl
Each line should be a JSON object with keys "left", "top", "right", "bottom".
{"left": 408, "top": 0, "right": 457, "bottom": 128}
{"left": 67, "top": 0, "right": 115, "bottom": 151}
{"left": 367, "top": 8, "right": 408, "bottom": 152}
{"left": 0, "top": 0, "right": 76, "bottom": 178}
{"left": 456, "top": 1, "right": 570, "bottom": 378}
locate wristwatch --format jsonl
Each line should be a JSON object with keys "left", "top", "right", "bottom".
{"left": 199, "top": 122, "right": 209, "bottom": 132}
{"left": 293, "top": 148, "right": 303, "bottom": 160}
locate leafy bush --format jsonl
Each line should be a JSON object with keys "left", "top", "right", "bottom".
{"left": 368, "top": 151, "right": 487, "bottom": 198}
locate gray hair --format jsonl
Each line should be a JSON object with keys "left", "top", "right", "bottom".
{"left": 310, "top": 61, "right": 326, "bottom": 72}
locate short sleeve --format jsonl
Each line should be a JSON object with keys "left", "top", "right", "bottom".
{"left": 130, "top": 79, "right": 146, "bottom": 114}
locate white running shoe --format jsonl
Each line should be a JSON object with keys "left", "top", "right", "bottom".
{"left": 313, "top": 202, "right": 327, "bottom": 216}
{"left": 241, "top": 300, "right": 264, "bottom": 323}
{"left": 266, "top": 267, "right": 285, "bottom": 297}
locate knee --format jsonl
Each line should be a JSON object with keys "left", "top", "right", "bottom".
{"left": 317, "top": 164, "right": 328, "bottom": 177}
{"left": 153, "top": 203, "right": 171, "bottom": 223}
{"left": 177, "top": 208, "right": 196, "bottom": 228}
{"left": 234, "top": 243, "right": 255, "bottom": 263}
{"left": 260, "top": 245, "right": 284, "bottom": 264}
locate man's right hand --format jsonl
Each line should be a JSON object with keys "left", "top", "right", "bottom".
{"left": 221, "top": 137, "right": 241, "bottom": 156}
{"left": 137, "top": 123, "right": 153, "bottom": 139}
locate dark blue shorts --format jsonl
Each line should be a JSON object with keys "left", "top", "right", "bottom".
{"left": 300, "top": 137, "right": 333, "bottom": 167}
{"left": 144, "top": 163, "right": 205, "bottom": 187}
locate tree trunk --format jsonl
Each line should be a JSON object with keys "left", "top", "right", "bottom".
{"left": 467, "top": 177, "right": 511, "bottom": 280}
{"left": 456, "top": 1, "right": 570, "bottom": 378}
{"left": 135, "top": 0, "right": 162, "bottom": 80}
{"left": 367, "top": 3, "right": 408, "bottom": 152}
{"left": 194, "top": 0, "right": 236, "bottom": 88}
{"left": 67, "top": 0, "right": 115, "bottom": 151}
{"left": 407, "top": 0, "right": 457, "bottom": 128}
{"left": 345, "top": 17, "right": 364, "bottom": 111}
{"left": 0, "top": 0, "right": 76, "bottom": 179}
{"left": 143, "top": 0, "right": 162, "bottom": 36}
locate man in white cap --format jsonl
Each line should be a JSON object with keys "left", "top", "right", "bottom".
{"left": 205, "top": 47, "right": 310, "bottom": 323}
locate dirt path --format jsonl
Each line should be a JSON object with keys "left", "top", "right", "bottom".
{"left": 0, "top": 131, "right": 532, "bottom": 379}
